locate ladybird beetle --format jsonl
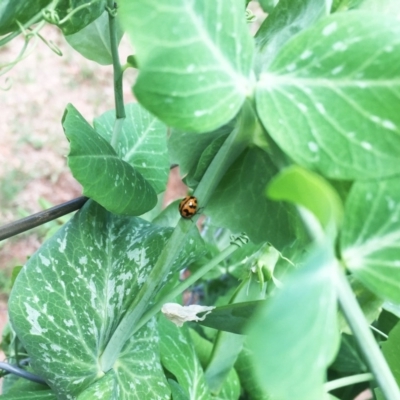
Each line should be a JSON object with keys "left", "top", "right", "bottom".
{"left": 179, "top": 196, "right": 198, "bottom": 219}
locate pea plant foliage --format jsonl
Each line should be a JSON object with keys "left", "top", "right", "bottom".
{"left": 1, "top": 0, "right": 400, "bottom": 399}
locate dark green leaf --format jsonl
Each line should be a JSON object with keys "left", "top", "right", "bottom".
{"left": 56, "top": 0, "right": 106, "bottom": 35}
{"left": 65, "top": 11, "right": 124, "bottom": 65}
{"left": 330, "top": 334, "right": 368, "bottom": 374}
{"left": 340, "top": 177, "right": 400, "bottom": 303}
{"left": 381, "top": 322, "right": 400, "bottom": 387}
{"left": 206, "top": 147, "right": 296, "bottom": 247}
{"left": 257, "top": 12, "right": 400, "bottom": 179}
{"left": 0, "top": 0, "right": 51, "bottom": 35}
{"left": 168, "top": 122, "right": 234, "bottom": 179}
{"left": 198, "top": 300, "right": 264, "bottom": 334}
{"left": 119, "top": 0, "right": 254, "bottom": 132}
{"left": 62, "top": 103, "right": 157, "bottom": 215}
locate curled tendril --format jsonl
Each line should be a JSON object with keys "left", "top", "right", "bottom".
{"left": 42, "top": 8, "right": 60, "bottom": 25}
{"left": 0, "top": 77, "right": 13, "bottom": 91}
{"left": 36, "top": 32, "right": 62, "bottom": 56}
{"left": 245, "top": 9, "right": 256, "bottom": 23}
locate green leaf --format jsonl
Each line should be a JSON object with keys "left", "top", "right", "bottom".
{"left": 0, "top": 390, "right": 57, "bottom": 400}
{"left": 256, "top": 12, "right": 400, "bottom": 179}
{"left": 381, "top": 321, "right": 400, "bottom": 387}
{"left": 198, "top": 300, "right": 264, "bottom": 334}
{"left": 338, "top": 278, "right": 383, "bottom": 334}
{"left": 62, "top": 103, "right": 157, "bottom": 215}
{"left": 0, "top": 0, "right": 51, "bottom": 35}
{"left": 119, "top": 0, "right": 254, "bottom": 132}
{"left": 168, "top": 122, "right": 234, "bottom": 179}
{"left": 340, "top": 177, "right": 400, "bottom": 303}
{"left": 330, "top": 334, "right": 367, "bottom": 374}
{"left": 247, "top": 245, "right": 340, "bottom": 400}
{"left": 258, "top": 0, "right": 280, "bottom": 14}
{"left": 65, "top": 10, "right": 124, "bottom": 65}
{"left": 56, "top": 0, "right": 106, "bottom": 35}
{"left": 254, "top": 0, "right": 329, "bottom": 75}
{"left": 184, "top": 134, "right": 229, "bottom": 188}
{"left": 159, "top": 317, "right": 210, "bottom": 400}
{"left": 355, "top": 0, "right": 400, "bottom": 14}
{"left": 205, "top": 147, "right": 296, "bottom": 247}
{"left": 8, "top": 201, "right": 173, "bottom": 399}
{"left": 94, "top": 103, "right": 169, "bottom": 194}
{"left": 168, "top": 380, "right": 189, "bottom": 400}
{"left": 267, "top": 165, "right": 343, "bottom": 230}
{"left": 204, "top": 277, "right": 265, "bottom": 394}
{"left": 77, "top": 370, "right": 117, "bottom": 399}
{"left": 234, "top": 343, "right": 269, "bottom": 400}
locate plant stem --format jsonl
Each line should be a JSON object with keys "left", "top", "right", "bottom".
{"left": 134, "top": 234, "right": 249, "bottom": 334}
{"left": 107, "top": 0, "right": 126, "bottom": 148}
{"left": 335, "top": 268, "right": 400, "bottom": 400}
{"left": 324, "top": 373, "right": 373, "bottom": 392}
{"left": 100, "top": 103, "right": 258, "bottom": 372}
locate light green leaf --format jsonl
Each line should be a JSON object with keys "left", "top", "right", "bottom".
{"left": 267, "top": 165, "right": 343, "bottom": 230}
{"left": 247, "top": 245, "right": 340, "bottom": 400}
{"left": 8, "top": 201, "right": 173, "bottom": 398}
{"left": 0, "top": 391, "right": 57, "bottom": 400}
{"left": 381, "top": 321, "right": 400, "bottom": 387}
{"left": 257, "top": 12, "right": 400, "bottom": 179}
{"left": 65, "top": 10, "right": 124, "bottom": 65}
{"left": 77, "top": 370, "right": 117, "bottom": 400}
{"left": 255, "top": 0, "right": 330, "bottom": 75}
{"left": 340, "top": 177, "right": 400, "bottom": 303}
{"left": 62, "top": 103, "right": 157, "bottom": 215}
{"left": 212, "top": 369, "right": 240, "bottom": 400}
{"left": 159, "top": 317, "right": 210, "bottom": 400}
{"left": 94, "top": 103, "right": 169, "bottom": 194}
{"left": 168, "top": 380, "right": 189, "bottom": 400}
{"left": 205, "top": 147, "right": 296, "bottom": 247}
{"left": 118, "top": 0, "right": 254, "bottom": 132}
{"left": 355, "top": 0, "right": 400, "bottom": 15}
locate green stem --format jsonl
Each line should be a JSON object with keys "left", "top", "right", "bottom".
{"left": 107, "top": 0, "right": 126, "bottom": 148}
{"left": 100, "top": 102, "right": 258, "bottom": 372}
{"left": 324, "top": 373, "right": 373, "bottom": 392}
{"left": 134, "top": 234, "right": 249, "bottom": 334}
{"left": 335, "top": 268, "right": 400, "bottom": 400}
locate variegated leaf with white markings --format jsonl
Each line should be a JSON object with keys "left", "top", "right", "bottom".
{"left": 118, "top": 0, "right": 254, "bottom": 133}
{"left": 159, "top": 317, "right": 210, "bottom": 400}
{"left": 94, "top": 103, "right": 169, "bottom": 194}
{"left": 8, "top": 201, "right": 202, "bottom": 399}
{"left": 257, "top": 12, "right": 400, "bottom": 180}
{"left": 341, "top": 177, "right": 400, "bottom": 303}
